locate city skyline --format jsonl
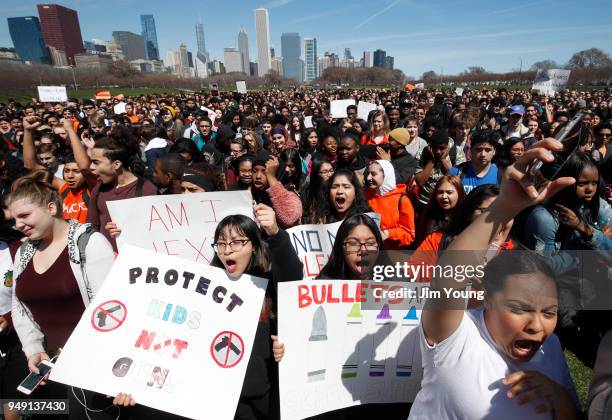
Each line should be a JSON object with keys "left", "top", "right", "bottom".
{"left": 1, "top": 0, "right": 612, "bottom": 77}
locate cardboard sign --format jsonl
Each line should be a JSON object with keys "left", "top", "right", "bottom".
{"left": 330, "top": 99, "right": 356, "bottom": 118}
{"left": 357, "top": 101, "right": 377, "bottom": 121}
{"left": 532, "top": 69, "right": 571, "bottom": 96}
{"left": 236, "top": 81, "right": 247, "bottom": 94}
{"left": 50, "top": 245, "right": 268, "bottom": 420}
{"left": 304, "top": 116, "right": 313, "bottom": 128}
{"left": 107, "top": 191, "right": 254, "bottom": 264}
{"left": 286, "top": 214, "right": 381, "bottom": 279}
{"left": 113, "top": 102, "right": 126, "bottom": 115}
{"left": 37, "top": 86, "right": 67, "bottom": 103}
{"left": 278, "top": 280, "right": 423, "bottom": 419}
{"left": 455, "top": 88, "right": 464, "bottom": 96}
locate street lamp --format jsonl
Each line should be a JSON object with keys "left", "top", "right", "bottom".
{"left": 71, "top": 65, "right": 78, "bottom": 91}
{"left": 518, "top": 57, "right": 523, "bottom": 84}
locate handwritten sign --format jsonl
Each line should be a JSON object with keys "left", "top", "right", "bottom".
{"left": 236, "top": 81, "right": 247, "bottom": 94}
{"left": 107, "top": 191, "right": 253, "bottom": 264}
{"left": 532, "top": 69, "right": 571, "bottom": 96}
{"left": 278, "top": 280, "right": 422, "bottom": 419}
{"left": 287, "top": 215, "right": 381, "bottom": 279}
{"left": 50, "top": 245, "right": 268, "bottom": 420}
{"left": 37, "top": 86, "right": 67, "bottom": 103}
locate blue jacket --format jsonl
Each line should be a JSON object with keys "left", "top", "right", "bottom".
{"left": 524, "top": 199, "right": 612, "bottom": 275}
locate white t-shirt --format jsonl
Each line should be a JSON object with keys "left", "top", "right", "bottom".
{"left": 405, "top": 137, "right": 428, "bottom": 160}
{"left": 409, "top": 308, "right": 578, "bottom": 420}
{"left": 0, "top": 242, "right": 14, "bottom": 315}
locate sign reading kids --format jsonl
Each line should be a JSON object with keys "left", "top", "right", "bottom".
{"left": 50, "top": 245, "right": 268, "bottom": 420}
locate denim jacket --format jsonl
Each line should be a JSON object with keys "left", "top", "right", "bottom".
{"left": 524, "top": 200, "right": 612, "bottom": 275}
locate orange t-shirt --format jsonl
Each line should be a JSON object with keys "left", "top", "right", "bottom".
{"left": 361, "top": 133, "right": 389, "bottom": 145}
{"left": 60, "top": 184, "right": 90, "bottom": 224}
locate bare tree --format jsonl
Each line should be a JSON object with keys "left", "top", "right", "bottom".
{"left": 566, "top": 48, "right": 612, "bottom": 69}
{"left": 421, "top": 70, "right": 438, "bottom": 81}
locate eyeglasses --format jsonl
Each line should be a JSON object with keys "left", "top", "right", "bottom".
{"left": 343, "top": 240, "right": 379, "bottom": 253}
{"left": 211, "top": 239, "right": 250, "bottom": 253}
{"left": 84, "top": 106, "right": 94, "bottom": 110}
{"left": 319, "top": 169, "right": 334, "bottom": 176}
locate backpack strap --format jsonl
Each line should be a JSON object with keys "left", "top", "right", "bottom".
{"left": 76, "top": 227, "right": 94, "bottom": 302}
{"left": 82, "top": 189, "right": 91, "bottom": 207}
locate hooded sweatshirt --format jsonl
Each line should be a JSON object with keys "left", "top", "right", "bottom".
{"left": 365, "top": 160, "right": 416, "bottom": 249}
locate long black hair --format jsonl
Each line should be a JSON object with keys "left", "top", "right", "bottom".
{"left": 279, "top": 148, "right": 303, "bottom": 191}
{"left": 317, "top": 214, "right": 382, "bottom": 279}
{"left": 323, "top": 169, "right": 371, "bottom": 223}
{"left": 547, "top": 152, "right": 602, "bottom": 242}
{"left": 210, "top": 215, "right": 271, "bottom": 278}
{"left": 438, "top": 184, "right": 500, "bottom": 253}
{"left": 301, "top": 157, "right": 330, "bottom": 224}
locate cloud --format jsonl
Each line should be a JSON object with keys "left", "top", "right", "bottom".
{"left": 355, "top": 0, "right": 402, "bottom": 29}
{"left": 261, "top": 0, "right": 297, "bottom": 8}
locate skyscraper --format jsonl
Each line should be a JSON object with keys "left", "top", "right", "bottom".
{"left": 195, "top": 21, "right": 209, "bottom": 61}
{"left": 373, "top": 49, "right": 386, "bottom": 68}
{"left": 363, "top": 50, "right": 372, "bottom": 67}
{"left": 7, "top": 16, "right": 51, "bottom": 64}
{"left": 37, "top": 4, "right": 84, "bottom": 65}
{"left": 254, "top": 8, "right": 271, "bottom": 76}
{"left": 237, "top": 28, "right": 250, "bottom": 74}
{"left": 140, "top": 15, "right": 159, "bottom": 60}
{"left": 304, "top": 38, "right": 318, "bottom": 82}
{"left": 112, "top": 31, "right": 146, "bottom": 61}
{"left": 384, "top": 56, "right": 394, "bottom": 70}
{"left": 224, "top": 48, "right": 244, "bottom": 73}
{"left": 281, "top": 32, "right": 301, "bottom": 81}
{"left": 344, "top": 48, "right": 353, "bottom": 61}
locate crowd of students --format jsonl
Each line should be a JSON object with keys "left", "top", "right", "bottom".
{"left": 0, "top": 85, "right": 610, "bottom": 420}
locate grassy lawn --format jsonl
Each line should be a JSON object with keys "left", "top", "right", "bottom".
{"left": 0, "top": 87, "right": 191, "bottom": 104}
{"left": 565, "top": 349, "right": 593, "bottom": 412}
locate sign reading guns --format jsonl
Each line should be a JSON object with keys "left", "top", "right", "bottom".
{"left": 107, "top": 190, "right": 254, "bottom": 264}
{"left": 51, "top": 246, "right": 268, "bottom": 420}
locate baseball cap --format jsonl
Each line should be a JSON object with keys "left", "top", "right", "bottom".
{"left": 509, "top": 105, "right": 525, "bottom": 115}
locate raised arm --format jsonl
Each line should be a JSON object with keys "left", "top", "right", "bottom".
{"left": 422, "top": 138, "right": 575, "bottom": 345}
{"left": 64, "top": 118, "right": 91, "bottom": 171}
{"left": 22, "top": 117, "right": 44, "bottom": 170}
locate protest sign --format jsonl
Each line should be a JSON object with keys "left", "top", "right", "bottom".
{"left": 278, "top": 280, "right": 423, "bottom": 420}
{"left": 330, "top": 99, "right": 356, "bottom": 118}
{"left": 37, "top": 86, "right": 67, "bottom": 102}
{"left": 455, "top": 87, "right": 464, "bottom": 96}
{"left": 357, "top": 101, "right": 378, "bottom": 121}
{"left": 415, "top": 83, "right": 425, "bottom": 90}
{"left": 107, "top": 191, "right": 253, "bottom": 264}
{"left": 113, "top": 102, "right": 127, "bottom": 115}
{"left": 50, "top": 245, "right": 267, "bottom": 420}
{"left": 236, "top": 81, "right": 247, "bottom": 94}
{"left": 95, "top": 90, "right": 112, "bottom": 100}
{"left": 532, "top": 69, "right": 571, "bottom": 96}
{"left": 304, "top": 116, "right": 313, "bottom": 128}
{"left": 287, "top": 214, "right": 381, "bottom": 279}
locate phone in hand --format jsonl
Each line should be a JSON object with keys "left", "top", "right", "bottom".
{"left": 17, "top": 359, "right": 54, "bottom": 395}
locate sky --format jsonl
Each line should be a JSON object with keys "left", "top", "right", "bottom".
{"left": 1, "top": 0, "right": 612, "bottom": 78}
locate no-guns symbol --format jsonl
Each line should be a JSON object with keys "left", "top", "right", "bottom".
{"left": 91, "top": 300, "right": 127, "bottom": 332}
{"left": 210, "top": 331, "right": 244, "bottom": 368}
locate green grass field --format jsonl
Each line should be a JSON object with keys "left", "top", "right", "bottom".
{"left": 565, "top": 350, "right": 593, "bottom": 414}
{"left": 0, "top": 87, "right": 192, "bottom": 104}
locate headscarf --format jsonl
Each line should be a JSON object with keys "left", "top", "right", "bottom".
{"left": 375, "top": 159, "right": 396, "bottom": 195}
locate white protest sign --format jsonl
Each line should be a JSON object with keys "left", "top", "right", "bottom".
{"left": 113, "top": 102, "right": 127, "bottom": 115}
{"left": 107, "top": 191, "right": 253, "bottom": 264}
{"left": 287, "top": 214, "right": 381, "bottom": 279}
{"left": 236, "top": 81, "right": 247, "bottom": 94}
{"left": 330, "top": 99, "right": 356, "bottom": 118}
{"left": 455, "top": 87, "right": 464, "bottom": 96}
{"left": 415, "top": 83, "right": 425, "bottom": 90}
{"left": 278, "top": 280, "right": 423, "bottom": 420}
{"left": 357, "top": 101, "right": 377, "bottom": 121}
{"left": 532, "top": 69, "right": 571, "bottom": 96}
{"left": 304, "top": 116, "right": 313, "bottom": 128}
{"left": 37, "top": 86, "right": 67, "bottom": 102}
{"left": 51, "top": 245, "right": 268, "bottom": 420}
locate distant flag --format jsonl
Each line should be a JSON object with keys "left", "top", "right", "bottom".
{"left": 95, "top": 90, "right": 112, "bottom": 100}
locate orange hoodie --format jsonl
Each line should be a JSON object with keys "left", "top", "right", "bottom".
{"left": 365, "top": 184, "right": 415, "bottom": 249}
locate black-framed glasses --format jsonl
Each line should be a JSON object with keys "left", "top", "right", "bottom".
{"left": 343, "top": 240, "right": 379, "bottom": 253}
{"left": 212, "top": 239, "right": 250, "bottom": 253}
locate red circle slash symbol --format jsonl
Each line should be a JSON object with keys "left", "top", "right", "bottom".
{"left": 91, "top": 300, "right": 127, "bottom": 332}
{"left": 211, "top": 331, "right": 245, "bottom": 368}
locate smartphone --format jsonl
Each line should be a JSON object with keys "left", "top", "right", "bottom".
{"left": 17, "top": 360, "right": 54, "bottom": 395}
